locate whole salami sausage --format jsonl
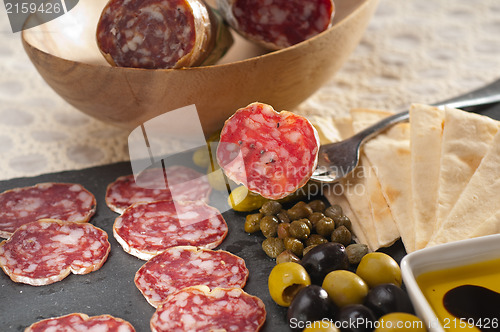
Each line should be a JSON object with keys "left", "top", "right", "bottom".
{"left": 150, "top": 286, "right": 266, "bottom": 332}
{"left": 25, "top": 313, "right": 136, "bottom": 332}
{"left": 135, "top": 246, "right": 249, "bottom": 307}
{"left": 0, "top": 219, "right": 110, "bottom": 286}
{"left": 217, "top": 0, "right": 335, "bottom": 50}
{"left": 217, "top": 102, "right": 320, "bottom": 200}
{"left": 96, "top": 0, "right": 232, "bottom": 69}
{"left": 0, "top": 182, "right": 96, "bottom": 239}
{"left": 105, "top": 166, "right": 212, "bottom": 214}
{"left": 113, "top": 200, "right": 228, "bottom": 260}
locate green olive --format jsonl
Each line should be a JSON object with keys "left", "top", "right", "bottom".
{"left": 324, "top": 205, "right": 343, "bottom": 219}
{"left": 284, "top": 237, "right": 304, "bottom": 257}
{"left": 316, "top": 217, "right": 335, "bottom": 237}
{"left": 307, "top": 200, "right": 326, "bottom": 213}
{"left": 244, "top": 213, "right": 263, "bottom": 233}
{"left": 262, "top": 237, "right": 285, "bottom": 258}
{"left": 192, "top": 146, "right": 211, "bottom": 168}
{"left": 260, "top": 201, "right": 283, "bottom": 216}
{"left": 356, "top": 252, "right": 402, "bottom": 288}
{"left": 330, "top": 225, "right": 352, "bottom": 246}
{"left": 268, "top": 262, "right": 311, "bottom": 307}
{"left": 289, "top": 220, "right": 311, "bottom": 240}
{"left": 260, "top": 215, "right": 279, "bottom": 238}
{"left": 305, "top": 234, "right": 328, "bottom": 247}
{"left": 277, "top": 223, "right": 291, "bottom": 239}
{"left": 276, "top": 250, "right": 300, "bottom": 265}
{"left": 303, "top": 321, "right": 340, "bottom": 332}
{"left": 308, "top": 212, "right": 325, "bottom": 227}
{"left": 228, "top": 186, "right": 268, "bottom": 212}
{"left": 322, "top": 270, "right": 369, "bottom": 308}
{"left": 374, "top": 313, "right": 426, "bottom": 332}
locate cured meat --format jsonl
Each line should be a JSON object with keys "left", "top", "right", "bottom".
{"left": 217, "top": 0, "right": 335, "bottom": 50}
{"left": 96, "top": 0, "right": 232, "bottom": 69}
{"left": 150, "top": 286, "right": 266, "bottom": 332}
{"left": 135, "top": 246, "right": 249, "bottom": 307}
{"left": 105, "top": 166, "right": 211, "bottom": 214}
{"left": 113, "top": 200, "right": 228, "bottom": 260}
{"left": 25, "top": 313, "right": 135, "bottom": 332}
{"left": 217, "top": 102, "right": 320, "bottom": 200}
{"left": 0, "top": 219, "right": 110, "bottom": 286}
{"left": 0, "top": 183, "right": 96, "bottom": 239}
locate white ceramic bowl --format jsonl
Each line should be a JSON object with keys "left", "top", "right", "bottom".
{"left": 401, "top": 234, "right": 500, "bottom": 332}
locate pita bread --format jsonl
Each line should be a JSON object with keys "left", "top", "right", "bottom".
{"left": 351, "top": 109, "right": 414, "bottom": 252}
{"left": 427, "top": 129, "right": 500, "bottom": 246}
{"left": 409, "top": 104, "right": 445, "bottom": 250}
{"left": 434, "top": 107, "right": 499, "bottom": 231}
{"left": 350, "top": 109, "right": 400, "bottom": 249}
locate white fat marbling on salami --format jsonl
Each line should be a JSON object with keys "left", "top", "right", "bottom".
{"left": 150, "top": 286, "right": 266, "bottom": 332}
{"left": 135, "top": 246, "right": 248, "bottom": 307}
{"left": 217, "top": 102, "right": 320, "bottom": 200}
{"left": 25, "top": 313, "right": 135, "bottom": 332}
{"left": 105, "top": 166, "right": 211, "bottom": 214}
{"left": 0, "top": 219, "right": 110, "bottom": 286}
{"left": 113, "top": 200, "right": 227, "bottom": 260}
{"left": 0, "top": 183, "right": 96, "bottom": 239}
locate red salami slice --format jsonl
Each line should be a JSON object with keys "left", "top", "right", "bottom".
{"left": 217, "top": 102, "right": 320, "bottom": 200}
{"left": 0, "top": 219, "right": 110, "bottom": 286}
{"left": 25, "top": 313, "right": 135, "bottom": 332}
{"left": 0, "top": 183, "right": 96, "bottom": 239}
{"left": 218, "top": 0, "right": 335, "bottom": 50}
{"left": 150, "top": 286, "right": 266, "bottom": 332}
{"left": 96, "top": 0, "right": 231, "bottom": 69}
{"left": 113, "top": 200, "right": 228, "bottom": 260}
{"left": 106, "top": 166, "right": 211, "bottom": 214}
{"left": 135, "top": 246, "right": 249, "bottom": 307}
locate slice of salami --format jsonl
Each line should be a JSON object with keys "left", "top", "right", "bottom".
{"left": 96, "top": 0, "right": 232, "bottom": 69}
{"left": 218, "top": 0, "right": 335, "bottom": 50}
{"left": 135, "top": 246, "right": 249, "bottom": 307}
{"left": 25, "top": 313, "right": 135, "bottom": 332}
{"left": 217, "top": 102, "right": 320, "bottom": 200}
{"left": 105, "top": 166, "right": 211, "bottom": 214}
{"left": 0, "top": 219, "right": 110, "bottom": 286}
{"left": 0, "top": 182, "right": 96, "bottom": 239}
{"left": 150, "top": 286, "right": 266, "bottom": 332}
{"left": 113, "top": 200, "right": 228, "bottom": 260}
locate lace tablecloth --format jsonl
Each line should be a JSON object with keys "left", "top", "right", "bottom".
{"left": 1, "top": 0, "right": 500, "bottom": 181}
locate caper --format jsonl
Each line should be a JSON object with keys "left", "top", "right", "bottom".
{"left": 345, "top": 243, "right": 369, "bottom": 265}
{"left": 284, "top": 237, "right": 304, "bottom": 257}
{"left": 244, "top": 213, "right": 263, "bottom": 233}
{"left": 316, "top": 217, "right": 335, "bottom": 237}
{"left": 325, "top": 205, "right": 343, "bottom": 219}
{"left": 308, "top": 212, "right": 325, "bottom": 227}
{"left": 303, "top": 244, "right": 317, "bottom": 256}
{"left": 276, "top": 250, "right": 300, "bottom": 264}
{"left": 331, "top": 225, "right": 352, "bottom": 246}
{"left": 297, "top": 218, "right": 313, "bottom": 231}
{"left": 276, "top": 210, "right": 291, "bottom": 223}
{"left": 335, "top": 215, "right": 352, "bottom": 232}
{"left": 287, "top": 201, "right": 313, "bottom": 220}
{"left": 260, "top": 215, "right": 279, "bottom": 238}
{"left": 277, "top": 222, "right": 291, "bottom": 239}
{"left": 262, "top": 237, "right": 285, "bottom": 258}
{"left": 289, "top": 220, "right": 311, "bottom": 240}
{"left": 305, "top": 234, "right": 328, "bottom": 247}
{"left": 307, "top": 200, "right": 326, "bottom": 213}
{"left": 260, "top": 201, "right": 283, "bottom": 216}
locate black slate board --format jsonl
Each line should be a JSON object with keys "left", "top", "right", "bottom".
{"left": 1, "top": 102, "right": 499, "bottom": 331}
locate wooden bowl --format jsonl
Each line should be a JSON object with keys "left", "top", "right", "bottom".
{"left": 22, "top": 0, "right": 379, "bottom": 135}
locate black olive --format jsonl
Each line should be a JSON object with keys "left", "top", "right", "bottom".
{"left": 300, "top": 242, "right": 349, "bottom": 285}
{"left": 287, "top": 285, "right": 337, "bottom": 332}
{"left": 337, "top": 304, "right": 376, "bottom": 332}
{"left": 363, "top": 283, "right": 414, "bottom": 319}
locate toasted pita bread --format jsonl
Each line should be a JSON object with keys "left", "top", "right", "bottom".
{"left": 351, "top": 109, "right": 414, "bottom": 252}
{"left": 409, "top": 104, "right": 445, "bottom": 250}
{"left": 428, "top": 129, "right": 500, "bottom": 246}
{"left": 434, "top": 107, "right": 499, "bottom": 232}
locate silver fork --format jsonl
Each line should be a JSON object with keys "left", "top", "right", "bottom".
{"left": 310, "top": 77, "right": 500, "bottom": 183}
